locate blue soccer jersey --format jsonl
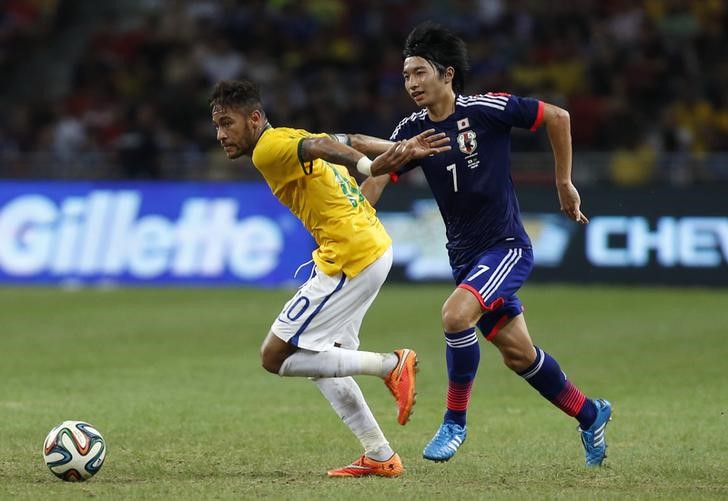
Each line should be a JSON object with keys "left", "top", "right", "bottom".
{"left": 390, "top": 93, "right": 544, "bottom": 276}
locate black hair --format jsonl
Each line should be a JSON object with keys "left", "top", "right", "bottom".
{"left": 402, "top": 21, "right": 470, "bottom": 93}
{"left": 208, "top": 79, "right": 263, "bottom": 112}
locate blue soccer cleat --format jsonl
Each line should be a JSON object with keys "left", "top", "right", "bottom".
{"left": 579, "top": 398, "right": 612, "bottom": 466}
{"left": 423, "top": 422, "right": 467, "bottom": 462}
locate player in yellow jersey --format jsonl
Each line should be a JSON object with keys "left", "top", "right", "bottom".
{"left": 209, "top": 79, "right": 450, "bottom": 477}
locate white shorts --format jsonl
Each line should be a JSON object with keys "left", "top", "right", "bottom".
{"left": 271, "top": 247, "right": 393, "bottom": 352}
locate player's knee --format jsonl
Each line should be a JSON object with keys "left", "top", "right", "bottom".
{"left": 441, "top": 306, "right": 471, "bottom": 333}
{"left": 500, "top": 346, "right": 533, "bottom": 372}
{"left": 261, "top": 359, "right": 281, "bottom": 374}
{"left": 334, "top": 386, "right": 358, "bottom": 407}
{"left": 260, "top": 347, "right": 283, "bottom": 374}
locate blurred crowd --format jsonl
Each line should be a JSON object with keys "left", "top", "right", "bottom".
{"left": 0, "top": 0, "right": 58, "bottom": 71}
{"left": 2, "top": 0, "right": 728, "bottom": 184}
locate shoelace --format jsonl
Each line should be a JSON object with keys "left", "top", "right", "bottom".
{"left": 580, "top": 427, "right": 604, "bottom": 462}
{"left": 432, "top": 424, "right": 463, "bottom": 445}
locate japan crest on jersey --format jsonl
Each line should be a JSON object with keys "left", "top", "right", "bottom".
{"left": 457, "top": 130, "right": 477, "bottom": 155}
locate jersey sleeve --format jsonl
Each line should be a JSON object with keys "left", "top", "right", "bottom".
{"left": 252, "top": 129, "right": 328, "bottom": 183}
{"left": 471, "top": 93, "right": 544, "bottom": 132}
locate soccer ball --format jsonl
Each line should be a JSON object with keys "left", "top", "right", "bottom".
{"left": 42, "top": 420, "right": 106, "bottom": 481}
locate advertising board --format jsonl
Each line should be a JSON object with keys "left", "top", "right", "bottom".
{"left": 0, "top": 182, "right": 315, "bottom": 286}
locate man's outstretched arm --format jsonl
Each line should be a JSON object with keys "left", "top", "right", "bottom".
{"left": 347, "top": 134, "right": 395, "bottom": 157}
{"left": 300, "top": 136, "right": 415, "bottom": 177}
{"left": 303, "top": 129, "right": 450, "bottom": 177}
{"left": 332, "top": 130, "right": 451, "bottom": 174}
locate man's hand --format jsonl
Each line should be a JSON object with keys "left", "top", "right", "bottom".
{"left": 407, "top": 129, "right": 451, "bottom": 159}
{"left": 368, "top": 130, "right": 450, "bottom": 176}
{"left": 557, "top": 181, "right": 589, "bottom": 224}
{"left": 370, "top": 141, "right": 417, "bottom": 175}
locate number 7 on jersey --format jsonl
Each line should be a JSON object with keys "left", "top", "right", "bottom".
{"left": 446, "top": 163, "right": 458, "bottom": 192}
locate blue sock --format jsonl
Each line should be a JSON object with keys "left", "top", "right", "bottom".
{"left": 518, "top": 346, "right": 596, "bottom": 428}
{"left": 443, "top": 328, "right": 480, "bottom": 427}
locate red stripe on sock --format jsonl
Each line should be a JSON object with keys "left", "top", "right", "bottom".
{"left": 446, "top": 381, "right": 473, "bottom": 412}
{"left": 554, "top": 381, "right": 587, "bottom": 417}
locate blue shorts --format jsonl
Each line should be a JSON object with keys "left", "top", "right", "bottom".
{"left": 455, "top": 246, "right": 533, "bottom": 341}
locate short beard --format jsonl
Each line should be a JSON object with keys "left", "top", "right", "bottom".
{"left": 227, "top": 147, "right": 244, "bottom": 159}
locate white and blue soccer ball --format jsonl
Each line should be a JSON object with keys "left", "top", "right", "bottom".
{"left": 42, "top": 420, "right": 106, "bottom": 481}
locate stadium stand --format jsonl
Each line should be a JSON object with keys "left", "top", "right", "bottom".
{"left": 1, "top": 0, "right": 727, "bottom": 183}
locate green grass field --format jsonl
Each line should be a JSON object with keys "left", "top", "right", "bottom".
{"left": 1, "top": 284, "right": 727, "bottom": 500}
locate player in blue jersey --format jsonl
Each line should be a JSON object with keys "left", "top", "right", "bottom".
{"left": 346, "top": 22, "right": 612, "bottom": 467}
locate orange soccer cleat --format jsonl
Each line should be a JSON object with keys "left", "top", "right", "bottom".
{"left": 383, "top": 348, "right": 418, "bottom": 425}
{"left": 327, "top": 453, "right": 404, "bottom": 478}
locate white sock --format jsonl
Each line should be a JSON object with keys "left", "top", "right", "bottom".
{"left": 279, "top": 347, "right": 398, "bottom": 378}
{"left": 314, "top": 377, "right": 394, "bottom": 461}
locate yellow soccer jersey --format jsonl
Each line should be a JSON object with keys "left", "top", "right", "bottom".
{"left": 251, "top": 126, "right": 391, "bottom": 278}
